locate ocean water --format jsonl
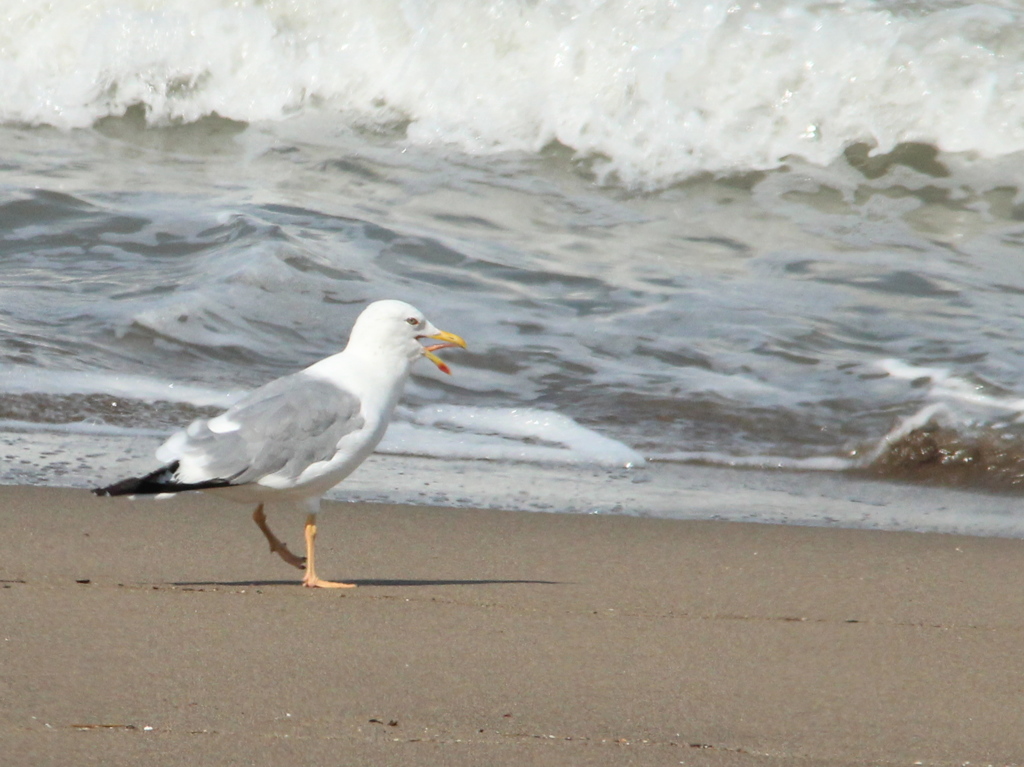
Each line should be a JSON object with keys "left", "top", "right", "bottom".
{"left": 4, "top": 0, "right": 1024, "bottom": 534}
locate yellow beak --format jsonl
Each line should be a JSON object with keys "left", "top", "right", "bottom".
{"left": 421, "top": 330, "right": 467, "bottom": 375}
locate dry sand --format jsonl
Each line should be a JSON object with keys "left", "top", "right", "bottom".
{"left": 3, "top": 485, "right": 1024, "bottom": 766}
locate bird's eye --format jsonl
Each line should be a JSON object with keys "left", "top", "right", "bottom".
{"left": 406, "top": 317, "right": 420, "bottom": 326}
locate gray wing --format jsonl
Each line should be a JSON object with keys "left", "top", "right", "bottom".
{"left": 167, "top": 373, "right": 365, "bottom": 485}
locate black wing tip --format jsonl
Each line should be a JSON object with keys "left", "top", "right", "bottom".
{"left": 93, "top": 462, "right": 235, "bottom": 497}
{"left": 93, "top": 463, "right": 178, "bottom": 496}
{"left": 92, "top": 478, "right": 152, "bottom": 497}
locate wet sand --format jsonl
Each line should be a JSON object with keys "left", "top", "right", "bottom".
{"left": 3, "top": 485, "right": 1024, "bottom": 766}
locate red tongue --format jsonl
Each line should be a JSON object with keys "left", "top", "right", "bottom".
{"left": 424, "top": 342, "right": 457, "bottom": 353}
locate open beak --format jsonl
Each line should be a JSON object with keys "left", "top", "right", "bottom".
{"left": 419, "top": 330, "right": 467, "bottom": 375}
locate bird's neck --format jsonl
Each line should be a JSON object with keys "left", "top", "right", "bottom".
{"left": 307, "top": 345, "right": 413, "bottom": 420}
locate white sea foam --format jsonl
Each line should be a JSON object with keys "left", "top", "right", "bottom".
{"left": 0, "top": 365, "right": 238, "bottom": 407}
{"left": 382, "top": 405, "right": 646, "bottom": 468}
{"left": 5, "top": 0, "right": 1024, "bottom": 186}
{"left": 878, "top": 358, "right": 1024, "bottom": 416}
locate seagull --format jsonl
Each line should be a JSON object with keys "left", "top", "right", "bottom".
{"left": 94, "top": 299, "right": 467, "bottom": 588}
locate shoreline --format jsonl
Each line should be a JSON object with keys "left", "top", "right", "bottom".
{"left": 4, "top": 424, "right": 1024, "bottom": 538}
{"left": 5, "top": 486, "right": 1024, "bottom": 765}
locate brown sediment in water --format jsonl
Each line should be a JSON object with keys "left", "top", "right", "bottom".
{"left": 861, "top": 422, "right": 1024, "bottom": 492}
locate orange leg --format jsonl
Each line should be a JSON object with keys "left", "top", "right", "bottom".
{"left": 252, "top": 504, "right": 306, "bottom": 570}
{"left": 302, "top": 513, "right": 355, "bottom": 589}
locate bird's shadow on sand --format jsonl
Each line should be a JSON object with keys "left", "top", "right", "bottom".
{"left": 171, "top": 578, "right": 562, "bottom": 588}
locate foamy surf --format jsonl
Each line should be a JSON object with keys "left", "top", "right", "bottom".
{"left": 6, "top": 0, "right": 1024, "bottom": 186}
{"left": 382, "top": 405, "right": 646, "bottom": 468}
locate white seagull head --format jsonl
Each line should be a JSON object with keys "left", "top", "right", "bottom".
{"left": 347, "top": 299, "right": 467, "bottom": 375}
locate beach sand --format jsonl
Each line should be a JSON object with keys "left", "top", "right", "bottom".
{"left": 3, "top": 485, "right": 1024, "bottom": 766}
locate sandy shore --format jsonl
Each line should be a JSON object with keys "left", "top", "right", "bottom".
{"left": 3, "top": 486, "right": 1024, "bottom": 766}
